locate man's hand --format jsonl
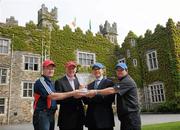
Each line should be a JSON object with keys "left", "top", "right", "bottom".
{"left": 86, "top": 90, "right": 97, "bottom": 98}
{"left": 73, "top": 90, "right": 86, "bottom": 99}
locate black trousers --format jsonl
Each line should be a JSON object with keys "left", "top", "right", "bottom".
{"left": 59, "top": 126, "right": 83, "bottom": 130}
{"left": 119, "top": 112, "right": 141, "bottom": 130}
{"left": 88, "top": 128, "right": 113, "bottom": 130}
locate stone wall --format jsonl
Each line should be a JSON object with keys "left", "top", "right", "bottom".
{"left": 0, "top": 38, "right": 11, "bottom": 125}
{"left": 9, "top": 51, "right": 40, "bottom": 124}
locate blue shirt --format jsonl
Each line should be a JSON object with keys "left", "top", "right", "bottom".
{"left": 33, "top": 75, "right": 57, "bottom": 111}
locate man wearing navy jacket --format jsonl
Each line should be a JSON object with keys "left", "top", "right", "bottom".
{"left": 84, "top": 62, "right": 115, "bottom": 130}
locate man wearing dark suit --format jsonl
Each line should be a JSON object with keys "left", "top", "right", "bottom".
{"left": 55, "top": 61, "right": 85, "bottom": 130}
{"left": 84, "top": 62, "right": 115, "bottom": 130}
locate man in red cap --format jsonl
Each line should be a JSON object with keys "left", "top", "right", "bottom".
{"left": 55, "top": 61, "right": 85, "bottom": 130}
{"left": 33, "top": 59, "right": 81, "bottom": 130}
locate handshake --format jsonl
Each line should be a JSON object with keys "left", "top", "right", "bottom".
{"left": 72, "top": 87, "right": 97, "bottom": 99}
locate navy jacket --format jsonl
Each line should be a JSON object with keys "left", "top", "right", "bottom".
{"left": 84, "top": 78, "right": 115, "bottom": 129}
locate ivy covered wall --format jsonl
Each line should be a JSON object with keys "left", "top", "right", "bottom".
{"left": 119, "top": 31, "right": 143, "bottom": 88}
{"left": 119, "top": 18, "right": 180, "bottom": 102}
{"left": 0, "top": 22, "right": 117, "bottom": 79}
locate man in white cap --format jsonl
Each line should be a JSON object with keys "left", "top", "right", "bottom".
{"left": 86, "top": 63, "right": 141, "bottom": 130}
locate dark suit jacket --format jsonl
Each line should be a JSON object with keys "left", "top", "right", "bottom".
{"left": 84, "top": 78, "right": 115, "bottom": 129}
{"left": 55, "top": 75, "right": 85, "bottom": 129}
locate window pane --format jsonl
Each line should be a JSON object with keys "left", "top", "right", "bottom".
{"left": 82, "top": 54, "right": 86, "bottom": 59}
{"left": 2, "top": 69, "right": 7, "bottom": 75}
{"left": 23, "top": 90, "right": 27, "bottom": 97}
{"left": 23, "top": 83, "right": 27, "bottom": 89}
{"left": 25, "top": 57, "right": 29, "bottom": 62}
{"left": 3, "top": 40, "right": 8, "bottom": 46}
{"left": 28, "top": 90, "right": 32, "bottom": 97}
{"left": 79, "top": 53, "right": 82, "bottom": 58}
{"left": 0, "top": 106, "right": 5, "bottom": 114}
{"left": 29, "top": 63, "right": 33, "bottom": 70}
{"left": 148, "top": 53, "right": 152, "bottom": 59}
{"left": 0, "top": 99, "right": 5, "bottom": 104}
{"left": 30, "top": 57, "right": 33, "bottom": 63}
{"left": 153, "top": 58, "right": 157, "bottom": 68}
{"left": 25, "top": 63, "right": 28, "bottom": 70}
{"left": 1, "top": 76, "right": 6, "bottom": 83}
{"left": 34, "top": 58, "right": 38, "bottom": 63}
{"left": 79, "top": 58, "right": 83, "bottom": 65}
{"left": 149, "top": 59, "right": 153, "bottom": 69}
{"left": 34, "top": 64, "right": 38, "bottom": 71}
{"left": 3, "top": 47, "right": 8, "bottom": 53}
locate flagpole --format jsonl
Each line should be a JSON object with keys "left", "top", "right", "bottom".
{"left": 89, "top": 19, "right": 91, "bottom": 31}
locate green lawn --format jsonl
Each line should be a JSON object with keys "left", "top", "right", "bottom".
{"left": 142, "top": 122, "right": 180, "bottom": 130}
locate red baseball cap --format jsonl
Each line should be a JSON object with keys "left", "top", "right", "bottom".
{"left": 65, "top": 61, "right": 77, "bottom": 68}
{"left": 43, "top": 59, "right": 55, "bottom": 67}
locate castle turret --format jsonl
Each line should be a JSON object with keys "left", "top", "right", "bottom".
{"left": 37, "top": 4, "right": 58, "bottom": 30}
{"left": 99, "top": 20, "right": 118, "bottom": 44}
{"left": 6, "top": 16, "right": 18, "bottom": 26}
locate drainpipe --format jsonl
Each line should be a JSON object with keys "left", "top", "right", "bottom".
{"left": 7, "top": 34, "right": 14, "bottom": 125}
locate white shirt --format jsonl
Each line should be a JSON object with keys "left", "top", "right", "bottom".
{"left": 66, "top": 75, "right": 75, "bottom": 90}
{"left": 95, "top": 76, "right": 103, "bottom": 86}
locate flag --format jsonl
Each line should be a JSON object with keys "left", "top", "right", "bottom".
{"left": 89, "top": 19, "right": 91, "bottom": 31}
{"left": 72, "top": 17, "right": 76, "bottom": 27}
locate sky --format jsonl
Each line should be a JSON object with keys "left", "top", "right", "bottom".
{"left": 0, "top": 0, "right": 179, "bottom": 45}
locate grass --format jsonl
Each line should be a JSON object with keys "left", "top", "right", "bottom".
{"left": 142, "top": 121, "right": 180, "bottom": 130}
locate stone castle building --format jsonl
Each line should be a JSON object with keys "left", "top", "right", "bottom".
{"left": 0, "top": 40, "right": 41, "bottom": 124}
{"left": 99, "top": 20, "right": 118, "bottom": 44}
{"left": 0, "top": 4, "right": 179, "bottom": 125}
{"left": 0, "top": 4, "right": 117, "bottom": 125}
{"left": 37, "top": 4, "right": 58, "bottom": 30}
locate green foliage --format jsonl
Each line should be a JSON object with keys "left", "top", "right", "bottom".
{"left": 119, "top": 31, "right": 143, "bottom": 88}
{"left": 25, "top": 21, "right": 37, "bottom": 29}
{"left": 0, "top": 23, "right": 117, "bottom": 79}
{"left": 137, "top": 19, "right": 180, "bottom": 100}
{"left": 50, "top": 28, "right": 117, "bottom": 78}
{"left": 156, "top": 99, "right": 180, "bottom": 113}
{"left": 142, "top": 122, "right": 180, "bottom": 130}
{"left": 119, "top": 19, "right": 180, "bottom": 102}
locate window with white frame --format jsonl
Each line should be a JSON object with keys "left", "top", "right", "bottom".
{"left": 22, "top": 82, "right": 34, "bottom": 97}
{"left": 127, "top": 49, "right": 130, "bottom": 58}
{"left": 133, "top": 59, "right": 137, "bottom": 67}
{"left": 0, "top": 38, "right": 10, "bottom": 54}
{"left": 118, "top": 58, "right": 126, "bottom": 63}
{"left": 24, "top": 56, "right": 39, "bottom": 71}
{"left": 77, "top": 51, "right": 95, "bottom": 66}
{"left": 149, "top": 83, "right": 165, "bottom": 103}
{"left": 146, "top": 50, "right": 158, "bottom": 71}
{"left": 130, "top": 39, "right": 136, "bottom": 47}
{"left": 0, "top": 68, "right": 8, "bottom": 84}
{"left": 0, "top": 98, "right": 5, "bottom": 114}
